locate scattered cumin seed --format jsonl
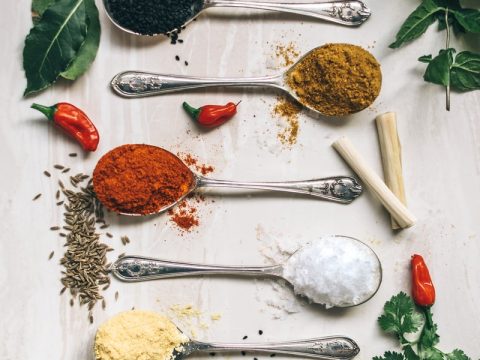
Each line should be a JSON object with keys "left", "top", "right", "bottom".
{"left": 56, "top": 201, "right": 64, "bottom": 206}
{"left": 70, "top": 299, "right": 74, "bottom": 307}
{"left": 106, "top": 233, "right": 113, "bottom": 238}
{"left": 62, "top": 168, "right": 70, "bottom": 173}
{"left": 89, "top": 313, "right": 94, "bottom": 324}
{"left": 100, "top": 224, "right": 109, "bottom": 229}
{"left": 69, "top": 153, "right": 78, "bottom": 157}
{"left": 118, "top": 253, "right": 125, "bottom": 259}
{"left": 56, "top": 190, "right": 60, "bottom": 199}
{"left": 60, "top": 287, "right": 66, "bottom": 295}
{"left": 48, "top": 251, "right": 54, "bottom": 260}
{"left": 115, "top": 291, "right": 119, "bottom": 301}
{"left": 102, "top": 299, "right": 106, "bottom": 309}
{"left": 33, "top": 193, "right": 42, "bottom": 201}
{"left": 54, "top": 164, "right": 64, "bottom": 170}
{"left": 50, "top": 226, "right": 60, "bottom": 231}
{"left": 58, "top": 180, "right": 65, "bottom": 189}
{"left": 44, "top": 170, "right": 51, "bottom": 177}
{"left": 59, "top": 233, "right": 67, "bottom": 237}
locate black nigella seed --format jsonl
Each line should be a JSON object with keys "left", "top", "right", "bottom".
{"left": 185, "top": 61, "right": 189, "bottom": 66}
{"left": 104, "top": 0, "right": 203, "bottom": 36}
{"left": 242, "top": 335, "right": 248, "bottom": 340}
{"left": 259, "top": 330, "right": 263, "bottom": 335}
{"left": 270, "top": 354, "right": 276, "bottom": 357}
{"left": 178, "top": 39, "right": 184, "bottom": 43}
{"left": 241, "top": 351, "right": 246, "bottom": 356}
{"left": 209, "top": 353, "right": 216, "bottom": 356}
{"left": 175, "top": 55, "right": 180, "bottom": 61}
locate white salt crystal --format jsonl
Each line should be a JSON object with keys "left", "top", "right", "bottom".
{"left": 282, "top": 236, "right": 381, "bottom": 308}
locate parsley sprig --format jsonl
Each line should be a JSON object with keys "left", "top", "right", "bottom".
{"left": 390, "top": 0, "right": 480, "bottom": 111}
{"left": 374, "top": 292, "right": 471, "bottom": 360}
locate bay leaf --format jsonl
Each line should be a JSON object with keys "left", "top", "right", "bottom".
{"left": 389, "top": 0, "right": 442, "bottom": 49}
{"left": 61, "top": 0, "right": 101, "bottom": 80}
{"left": 23, "top": 0, "right": 87, "bottom": 96}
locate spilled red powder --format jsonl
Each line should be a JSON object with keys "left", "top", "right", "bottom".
{"left": 168, "top": 199, "right": 200, "bottom": 231}
{"left": 179, "top": 153, "right": 214, "bottom": 176}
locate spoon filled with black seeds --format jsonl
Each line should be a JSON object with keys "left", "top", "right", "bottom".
{"left": 103, "top": 0, "right": 371, "bottom": 36}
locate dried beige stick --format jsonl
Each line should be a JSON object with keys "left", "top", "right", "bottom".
{"left": 332, "top": 136, "right": 416, "bottom": 229}
{"left": 376, "top": 112, "right": 407, "bottom": 229}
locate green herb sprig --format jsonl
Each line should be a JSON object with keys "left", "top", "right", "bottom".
{"left": 390, "top": 0, "right": 480, "bottom": 111}
{"left": 23, "top": 0, "right": 100, "bottom": 96}
{"left": 374, "top": 292, "right": 471, "bottom": 360}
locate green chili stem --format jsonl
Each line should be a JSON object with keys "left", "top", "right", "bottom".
{"left": 31, "top": 103, "right": 56, "bottom": 121}
{"left": 182, "top": 101, "right": 201, "bottom": 120}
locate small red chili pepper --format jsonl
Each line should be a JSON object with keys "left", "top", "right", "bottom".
{"left": 182, "top": 101, "right": 240, "bottom": 128}
{"left": 31, "top": 102, "right": 100, "bottom": 151}
{"left": 411, "top": 254, "right": 436, "bottom": 307}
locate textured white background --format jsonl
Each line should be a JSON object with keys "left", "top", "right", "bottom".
{"left": 1, "top": 0, "right": 479, "bottom": 359}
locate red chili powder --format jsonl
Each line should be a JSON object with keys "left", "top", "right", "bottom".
{"left": 179, "top": 153, "right": 214, "bottom": 176}
{"left": 93, "top": 144, "right": 195, "bottom": 215}
{"left": 168, "top": 200, "right": 199, "bottom": 231}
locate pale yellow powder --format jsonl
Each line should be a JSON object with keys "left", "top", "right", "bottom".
{"left": 94, "top": 310, "right": 188, "bottom": 360}
{"left": 170, "top": 304, "right": 202, "bottom": 318}
{"left": 210, "top": 313, "right": 222, "bottom": 321}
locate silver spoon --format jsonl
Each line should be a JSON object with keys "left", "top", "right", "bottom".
{"left": 93, "top": 145, "right": 362, "bottom": 216}
{"left": 110, "top": 45, "right": 379, "bottom": 117}
{"left": 103, "top": 0, "right": 371, "bottom": 36}
{"left": 95, "top": 320, "right": 360, "bottom": 360}
{"left": 111, "top": 236, "right": 382, "bottom": 308}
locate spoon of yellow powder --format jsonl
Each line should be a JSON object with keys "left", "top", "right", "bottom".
{"left": 94, "top": 310, "right": 360, "bottom": 360}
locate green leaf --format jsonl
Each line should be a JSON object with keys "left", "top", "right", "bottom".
{"left": 32, "top": 0, "right": 57, "bottom": 23}
{"left": 403, "top": 346, "right": 420, "bottom": 360}
{"left": 61, "top": 0, "right": 100, "bottom": 80}
{"left": 374, "top": 351, "right": 405, "bottom": 360}
{"left": 23, "top": 0, "right": 87, "bottom": 96}
{"left": 389, "top": 0, "right": 443, "bottom": 49}
{"left": 422, "top": 348, "right": 445, "bottom": 360}
{"left": 378, "top": 292, "right": 423, "bottom": 335}
{"left": 453, "top": 9, "right": 480, "bottom": 33}
{"left": 423, "top": 49, "right": 455, "bottom": 87}
{"left": 419, "top": 322, "right": 440, "bottom": 348}
{"left": 419, "top": 55, "right": 433, "bottom": 63}
{"left": 447, "top": 349, "right": 471, "bottom": 360}
{"left": 450, "top": 51, "right": 480, "bottom": 91}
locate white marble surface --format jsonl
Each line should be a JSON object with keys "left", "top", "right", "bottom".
{"left": 1, "top": 0, "right": 480, "bottom": 359}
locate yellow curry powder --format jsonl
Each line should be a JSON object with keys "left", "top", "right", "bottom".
{"left": 94, "top": 310, "right": 188, "bottom": 360}
{"left": 286, "top": 43, "right": 382, "bottom": 116}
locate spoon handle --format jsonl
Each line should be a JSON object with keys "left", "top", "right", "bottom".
{"left": 205, "top": 0, "right": 371, "bottom": 26}
{"left": 110, "top": 71, "right": 283, "bottom": 97}
{"left": 193, "top": 336, "right": 360, "bottom": 359}
{"left": 198, "top": 176, "right": 362, "bottom": 204}
{"left": 111, "top": 256, "right": 282, "bottom": 282}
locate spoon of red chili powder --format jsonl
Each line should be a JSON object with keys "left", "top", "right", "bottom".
{"left": 93, "top": 144, "right": 363, "bottom": 215}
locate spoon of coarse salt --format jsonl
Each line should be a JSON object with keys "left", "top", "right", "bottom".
{"left": 110, "top": 43, "right": 382, "bottom": 117}
{"left": 111, "top": 235, "right": 382, "bottom": 308}
{"left": 94, "top": 310, "right": 360, "bottom": 360}
{"left": 92, "top": 144, "right": 362, "bottom": 216}
{"left": 103, "top": 0, "right": 371, "bottom": 37}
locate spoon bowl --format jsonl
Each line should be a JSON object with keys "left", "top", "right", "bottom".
{"left": 93, "top": 144, "right": 363, "bottom": 216}
{"left": 102, "top": 0, "right": 371, "bottom": 36}
{"left": 111, "top": 235, "right": 382, "bottom": 308}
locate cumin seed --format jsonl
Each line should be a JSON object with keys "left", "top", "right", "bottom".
{"left": 50, "top": 226, "right": 60, "bottom": 231}
{"left": 54, "top": 164, "right": 65, "bottom": 170}
{"left": 69, "top": 153, "right": 78, "bottom": 157}
{"left": 48, "top": 251, "right": 54, "bottom": 260}
{"left": 33, "top": 193, "right": 42, "bottom": 201}
{"left": 115, "top": 291, "right": 119, "bottom": 301}
{"left": 44, "top": 170, "right": 51, "bottom": 177}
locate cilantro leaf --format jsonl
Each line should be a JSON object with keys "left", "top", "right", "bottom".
{"left": 389, "top": 0, "right": 443, "bottom": 48}
{"left": 374, "top": 351, "right": 405, "bottom": 360}
{"left": 447, "top": 349, "right": 471, "bottom": 360}
{"left": 403, "top": 345, "right": 420, "bottom": 360}
{"left": 421, "top": 347, "right": 445, "bottom": 360}
{"left": 378, "top": 292, "right": 423, "bottom": 335}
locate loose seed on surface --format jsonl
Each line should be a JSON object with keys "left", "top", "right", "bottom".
{"left": 50, "top": 226, "right": 60, "bottom": 231}
{"left": 48, "top": 251, "right": 54, "bottom": 260}
{"left": 242, "top": 336, "right": 248, "bottom": 340}
{"left": 62, "top": 168, "right": 71, "bottom": 173}
{"left": 69, "top": 153, "right": 78, "bottom": 157}
{"left": 115, "top": 291, "right": 119, "bottom": 301}
{"left": 33, "top": 193, "right": 42, "bottom": 201}
{"left": 54, "top": 164, "right": 65, "bottom": 170}
{"left": 106, "top": 233, "right": 113, "bottom": 238}
{"left": 44, "top": 170, "right": 51, "bottom": 177}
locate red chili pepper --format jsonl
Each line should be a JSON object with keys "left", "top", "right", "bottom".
{"left": 411, "top": 254, "right": 436, "bottom": 307}
{"left": 183, "top": 101, "right": 240, "bottom": 128}
{"left": 31, "top": 103, "right": 100, "bottom": 151}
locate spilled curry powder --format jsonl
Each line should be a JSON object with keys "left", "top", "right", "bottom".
{"left": 287, "top": 43, "right": 382, "bottom": 116}
{"left": 272, "top": 97, "right": 301, "bottom": 146}
{"left": 93, "top": 144, "right": 195, "bottom": 215}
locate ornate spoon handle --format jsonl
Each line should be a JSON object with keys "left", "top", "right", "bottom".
{"left": 189, "top": 337, "right": 360, "bottom": 359}
{"left": 112, "top": 256, "right": 282, "bottom": 282}
{"left": 110, "top": 71, "right": 284, "bottom": 98}
{"left": 197, "top": 176, "right": 362, "bottom": 204}
{"left": 204, "top": 0, "right": 371, "bottom": 26}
